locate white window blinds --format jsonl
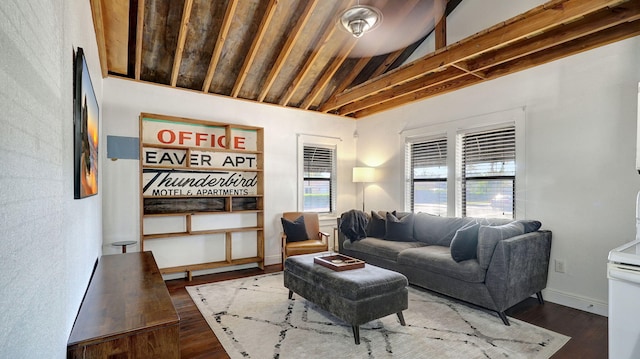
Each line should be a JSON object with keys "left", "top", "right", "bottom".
{"left": 459, "top": 126, "right": 516, "bottom": 218}
{"left": 407, "top": 136, "right": 447, "bottom": 215}
{"left": 303, "top": 145, "right": 335, "bottom": 213}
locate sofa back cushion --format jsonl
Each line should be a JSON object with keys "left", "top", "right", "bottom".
{"left": 413, "top": 213, "right": 475, "bottom": 246}
{"left": 477, "top": 222, "right": 525, "bottom": 269}
{"left": 384, "top": 212, "right": 415, "bottom": 241}
{"left": 366, "top": 211, "right": 386, "bottom": 238}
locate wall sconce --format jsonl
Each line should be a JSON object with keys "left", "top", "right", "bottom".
{"left": 353, "top": 167, "right": 375, "bottom": 211}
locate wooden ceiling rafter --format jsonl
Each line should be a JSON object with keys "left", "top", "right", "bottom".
{"left": 337, "top": 66, "right": 464, "bottom": 115}
{"left": 231, "top": 0, "right": 279, "bottom": 98}
{"left": 278, "top": 0, "right": 345, "bottom": 106}
{"left": 89, "top": 0, "right": 108, "bottom": 78}
{"left": 370, "top": 48, "right": 405, "bottom": 78}
{"left": 352, "top": 17, "right": 640, "bottom": 118}
{"left": 324, "top": 0, "right": 628, "bottom": 114}
{"left": 481, "top": 19, "right": 640, "bottom": 80}
{"left": 134, "top": 0, "right": 144, "bottom": 80}
{"left": 170, "top": 0, "right": 194, "bottom": 87}
{"left": 300, "top": 36, "right": 357, "bottom": 109}
{"left": 317, "top": 0, "right": 418, "bottom": 111}
{"left": 463, "top": 1, "right": 640, "bottom": 72}
{"left": 319, "top": 55, "right": 372, "bottom": 110}
{"left": 435, "top": 6, "right": 447, "bottom": 49}
{"left": 202, "top": 0, "right": 238, "bottom": 92}
{"left": 368, "top": 0, "right": 423, "bottom": 79}
{"left": 257, "top": 0, "right": 318, "bottom": 102}
{"left": 92, "top": 0, "right": 640, "bottom": 119}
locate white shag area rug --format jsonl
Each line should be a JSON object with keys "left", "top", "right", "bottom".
{"left": 186, "top": 272, "right": 569, "bottom": 359}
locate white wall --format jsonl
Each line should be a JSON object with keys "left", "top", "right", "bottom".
{"left": 357, "top": 35, "right": 640, "bottom": 315}
{"left": 101, "top": 78, "right": 357, "bottom": 275}
{"left": 0, "top": 0, "right": 103, "bottom": 357}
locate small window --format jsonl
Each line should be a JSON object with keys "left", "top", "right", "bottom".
{"left": 303, "top": 145, "right": 336, "bottom": 213}
{"left": 406, "top": 137, "right": 447, "bottom": 216}
{"left": 459, "top": 126, "right": 515, "bottom": 219}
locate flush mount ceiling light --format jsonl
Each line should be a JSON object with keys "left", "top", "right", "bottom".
{"left": 339, "top": 4, "right": 383, "bottom": 38}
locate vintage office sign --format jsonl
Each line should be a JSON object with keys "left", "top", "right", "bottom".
{"left": 140, "top": 114, "right": 261, "bottom": 198}
{"left": 141, "top": 117, "right": 258, "bottom": 151}
{"left": 142, "top": 169, "right": 258, "bottom": 196}
{"left": 142, "top": 148, "right": 258, "bottom": 170}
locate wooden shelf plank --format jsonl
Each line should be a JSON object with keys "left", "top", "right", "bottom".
{"left": 143, "top": 209, "right": 263, "bottom": 217}
{"left": 143, "top": 227, "right": 263, "bottom": 239}
{"left": 160, "top": 256, "right": 263, "bottom": 274}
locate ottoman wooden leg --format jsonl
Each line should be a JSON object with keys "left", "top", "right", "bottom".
{"left": 288, "top": 290, "right": 294, "bottom": 300}
{"left": 352, "top": 326, "right": 360, "bottom": 345}
{"left": 397, "top": 311, "right": 406, "bottom": 326}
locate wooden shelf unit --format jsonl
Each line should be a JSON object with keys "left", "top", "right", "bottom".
{"left": 139, "top": 113, "right": 264, "bottom": 279}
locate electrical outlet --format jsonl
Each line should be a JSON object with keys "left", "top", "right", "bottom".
{"left": 554, "top": 259, "right": 566, "bottom": 273}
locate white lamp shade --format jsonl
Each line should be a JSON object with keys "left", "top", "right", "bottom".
{"left": 353, "top": 167, "right": 375, "bottom": 183}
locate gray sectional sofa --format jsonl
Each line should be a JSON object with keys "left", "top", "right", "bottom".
{"left": 337, "top": 211, "right": 552, "bottom": 325}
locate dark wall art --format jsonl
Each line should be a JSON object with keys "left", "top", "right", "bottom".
{"left": 74, "top": 47, "right": 99, "bottom": 199}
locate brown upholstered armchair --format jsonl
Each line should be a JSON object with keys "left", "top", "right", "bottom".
{"left": 281, "top": 212, "right": 329, "bottom": 264}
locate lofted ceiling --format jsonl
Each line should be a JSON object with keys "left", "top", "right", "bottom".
{"left": 90, "top": 0, "right": 640, "bottom": 119}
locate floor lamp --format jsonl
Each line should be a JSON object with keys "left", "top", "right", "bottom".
{"left": 353, "top": 167, "right": 375, "bottom": 211}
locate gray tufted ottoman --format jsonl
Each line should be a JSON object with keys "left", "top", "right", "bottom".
{"left": 284, "top": 253, "right": 408, "bottom": 344}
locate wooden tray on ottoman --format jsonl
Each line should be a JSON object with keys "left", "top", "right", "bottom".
{"left": 314, "top": 254, "right": 365, "bottom": 271}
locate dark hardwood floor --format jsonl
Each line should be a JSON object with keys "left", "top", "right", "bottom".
{"left": 165, "top": 265, "right": 608, "bottom": 359}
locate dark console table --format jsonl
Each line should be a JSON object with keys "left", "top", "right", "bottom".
{"left": 67, "top": 251, "right": 179, "bottom": 358}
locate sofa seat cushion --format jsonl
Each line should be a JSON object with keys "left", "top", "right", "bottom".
{"left": 397, "top": 246, "right": 486, "bottom": 283}
{"left": 344, "top": 237, "right": 426, "bottom": 262}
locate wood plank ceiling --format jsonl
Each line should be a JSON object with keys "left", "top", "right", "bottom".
{"left": 90, "top": 0, "right": 640, "bottom": 119}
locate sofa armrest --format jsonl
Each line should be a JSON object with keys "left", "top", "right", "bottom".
{"left": 336, "top": 218, "right": 344, "bottom": 252}
{"left": 485, "top": 230, "right": 552, "bottom": 311}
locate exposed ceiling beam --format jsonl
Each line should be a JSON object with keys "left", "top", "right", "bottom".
{"left": 202, "top": 0, "right": 238, "bottom": 92}
{"left": 134, "top": 0, "right": 144, "bottom": 80}
{"left": 326, "top": 0, "right": 627, "bottom": 113}
{"left": 353, "top": 18, "right": 640, "bottom": 118}
{"left": 339, "top": 1, "right": 640, "bottom": 116}
{"left": 232, "top": 0, "right": 279, "bottom": 97}
{"left": 370, "top": 48, "right": 405, "bottom": 78}
{"left": 89, "top": 0, "right": 108, "bottom": 78}
{"left": 278, "top": 0, "right": 344, "bottom": 106}
{"left": 435, "top": 10, "right": 446, "bottom": 50}
{"left": 170, "top": 0, "right": 193, "bottom": 87}
{"left": 258, "top": 0, "right": 318, "bottom": 102}
{"left": 463, "top": 1, "right": 640, "bottom": 72}
{"left": 301, "top": 37, "right": 357, "bottom": 109}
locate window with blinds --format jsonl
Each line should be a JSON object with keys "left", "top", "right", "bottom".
{"left": 406, "top": 137, "right": 447, "bottom": 215}
{"left": 303, "top": 145, "right": 336, "bottom": 213}
{"left": 459, "top": 126, "right": 515, "bottom": 219}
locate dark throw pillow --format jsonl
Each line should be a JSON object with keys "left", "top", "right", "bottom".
{"left": 450, "top": 223, "right": 480, "bottom": 262}
{"left": 516, "top": 220, "right": 542, "bottom": 233}
{"left": 385, "top": 212, "right": 414, "bottom": 241}
{"left": 281, "top": 216, "right": 308, "bottom": 243}
{"left": 367, "top": 210, "right": 386, "bottom": 238}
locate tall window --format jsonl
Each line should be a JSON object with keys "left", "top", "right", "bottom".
{"left": 303, "top": 145, "right": 336, "bottom": 213}
{"left": 406, "top": 137, "right": 447, "bottom": 216}
{"left": 459, "top": 126, "right": 515, "bottom": 219}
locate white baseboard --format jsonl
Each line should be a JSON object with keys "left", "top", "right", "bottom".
{"left": 265, "top": 254, "right": 282, "bottom": 266}
{"left": 542, "top": 288, "right": 608, "bottom": 317}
